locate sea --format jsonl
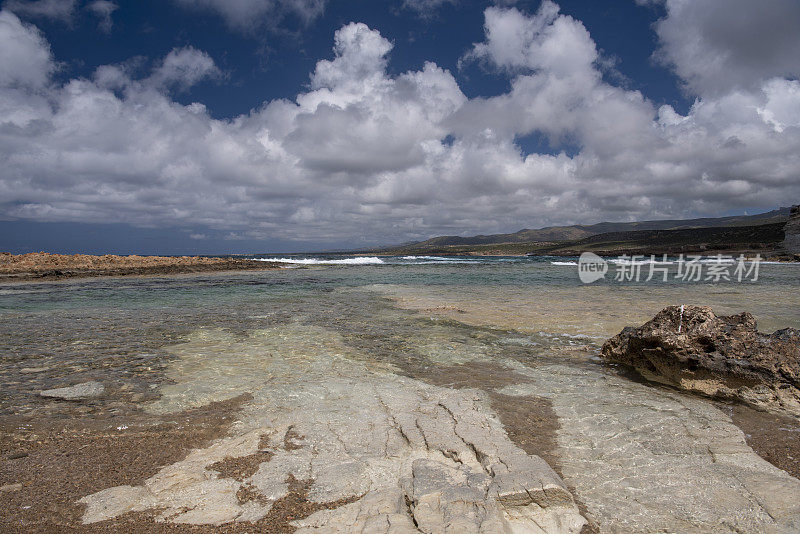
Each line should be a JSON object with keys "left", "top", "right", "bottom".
{"left": 2, "top": 254, "right": 800, "bottom": 529}
{"left": 2, "top": 253, "right": 798, "bottom": 415}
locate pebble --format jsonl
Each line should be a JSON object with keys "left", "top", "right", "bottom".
{"left": 20, "top": 367, "right": 50, "bottom": 374}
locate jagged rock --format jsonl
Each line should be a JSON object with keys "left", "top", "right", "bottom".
{"left": 783, "top": 205, "right": 800, "bottom": 255}
{"left": 601, "top": 305, "right": 800, "bottom": 418}
{"left": 40, "top": 381, "right": 104, "bottom": 400}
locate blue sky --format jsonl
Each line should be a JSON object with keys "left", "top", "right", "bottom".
{"left": 1, "top": 0, "right": 799, "bottom": 254}
{"left": 36, "top": 0, "right": 683, "bottom": 118}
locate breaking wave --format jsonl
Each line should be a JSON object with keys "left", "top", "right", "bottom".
{"left": 254, "top": 257, "right": 385, "bottom": 265}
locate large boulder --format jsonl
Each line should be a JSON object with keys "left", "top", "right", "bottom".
{"left": 601, "top": 306, "right": 800, "bottom": 418}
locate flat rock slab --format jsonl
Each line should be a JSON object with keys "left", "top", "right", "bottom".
{"left": 502, "top": 361, "right": 800, "bottom": 533}
{"left": 40, "top": 381, "right": 104, "bottom": 400}
{"left": 79, "top": 325, "right": 587, "bottom": 533}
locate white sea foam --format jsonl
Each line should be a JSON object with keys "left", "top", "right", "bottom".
{"left": 696, "top": 257, "right": 737, "bottom": 263}
{"left": 398, "top": 255, "right": 482, "bottom": 264}
{"left": 407, "top": 260, "right": 482, "bottom": 264}
{"left": 608, "top": 258, "right": 671, "bottom": 265}
{"left": 550, "top": 261, "right": 578, "bottom": 266}
{"left": 253, "top": 256, "right": 385, "bottom": 265}
{"left": 401, "top": 255, "right": 454, "bottom": 261}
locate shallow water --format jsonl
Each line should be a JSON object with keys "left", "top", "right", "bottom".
{"left": 1, "top": 260, "right": 798, "bottom": 414}
{"left": 2, "top": 259, "right": 799, "bottom": 531}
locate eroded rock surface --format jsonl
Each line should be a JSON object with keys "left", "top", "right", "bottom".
{"left": 76, "top": 315, "right": 800, "bottom": 533}
{"left": 79, "top": 325, "right": 586, "bottom": 533}
{"left": 602, "top": 305, "right": 800, "bottom": 418}
{"left": 502, "top": 361, "right": 800, "bottom": 533}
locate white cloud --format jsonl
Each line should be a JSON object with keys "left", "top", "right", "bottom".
{"left": 651, "top": 0, "right": 800, "bottom": 96}
{"left": 174, "top": 0, "right": 326, "bottom": 32}
{"left": 0, "top": 3, "right": 799, "bottom": 246}
{"left": 456, "top": 3, "right": 652, "bottom": 153}
{"left": 285, "top": 23, "right": 464, "bottom": 177}
{"left": 0, "top": 9, "right": 53, "bottom": 88}
{"left": 308, "top": 22, "right": 393, "bottom": 96}
{"left": 464, "top": 2, "right": 589, "bottom": 74}
{"left": 757, "top": 78, "right": 800, "bottom": 133}
{"left": 86, "top": 0, "right": 117, "bottom": 33}
{"left": 2, "top": 0, "right": 76, "bottom": 21}
{"left": 149, "top": 47, "right": 221, "bottom": 91}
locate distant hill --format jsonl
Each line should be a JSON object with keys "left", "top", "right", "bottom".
{"left": 535, "top": 222, "right": 787, "bottom": 257}
{"left": 381, "top": 207, "right": 791, "bottom": 252}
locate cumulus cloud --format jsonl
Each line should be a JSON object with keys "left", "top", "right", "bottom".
{"left": 174, "top": 0, "right": 326, "bottom": 32}
{"left": 0, "top": 9, "right": 53, "bottom": 88}
{"left": 651, "top": 0, "right": 800, "bottom": 96}
{"left": 148, "top": 47, "right": 221, "bottom": 91}
{"left": 2, "top": 0, "right": 76, "bottom": 21}
{"left": 0, "top": 3, "right": 799, "bottom": 246}
{"left": 464, "top": 1, "right": 586, "bottom": 73}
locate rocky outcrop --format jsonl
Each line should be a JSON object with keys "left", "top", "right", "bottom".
{"left": 602, "top": 306, "right": 800, "bottom": 418}
{"left": 0, "top": 252, "right": 280, "bottom": 281}
{"left": 784, "top": 205, "right": 800, "bottom": 256}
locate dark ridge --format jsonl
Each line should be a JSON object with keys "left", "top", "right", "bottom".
{"left": 378, "top": 207, "right": 791, "bottom": 252}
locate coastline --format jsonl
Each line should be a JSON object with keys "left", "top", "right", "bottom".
{"left": 372, "top": 219, "right": 796, "bottom": 260}
{"left": 366, "top": 248, "right": 798, "bottom": 261}
{"left": 0, "top": 253, "right": 282, "bottom": 282}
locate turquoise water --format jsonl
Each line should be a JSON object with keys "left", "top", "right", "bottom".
{"left": 4, "top": 256, "right": 799, "bottom": 532}
{"left": 1, "top": 257, "right": 798, "bottom": 416}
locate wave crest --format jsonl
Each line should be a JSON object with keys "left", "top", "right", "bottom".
{"left": 254, "top": 256, "right": 385, "bottom": 265}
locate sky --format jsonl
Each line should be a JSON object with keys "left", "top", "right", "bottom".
{"left": 0, "top": 0, "right": 799, "bottom": 254}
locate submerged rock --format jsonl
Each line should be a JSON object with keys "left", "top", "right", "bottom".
{"left": 78, "top": 325, "right": 587, "bottom": 532}
{"left": 40, "top": 381, "right": 105, "bottom": 400}
{"left": 500, "top": 361, "right": 800, "bottom": 533}
{"left": 601, "top": 305, "right": 800, "bottom": 418}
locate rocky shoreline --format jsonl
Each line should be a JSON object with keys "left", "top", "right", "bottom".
{"left": 0, "top": 253, "right": 281, "bottom": 282}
